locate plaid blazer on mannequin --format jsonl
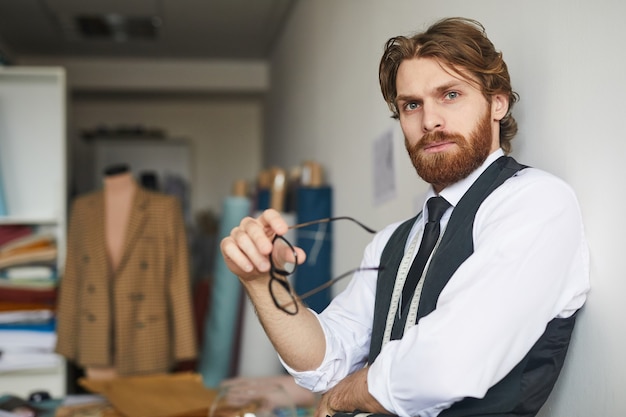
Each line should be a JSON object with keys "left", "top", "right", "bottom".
{"left": 55, "top": 186, "right": 197, "bottom": 375}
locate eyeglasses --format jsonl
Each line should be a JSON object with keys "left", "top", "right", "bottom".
{"left": 269, "top": 216, "right": 381, "bottom": 315}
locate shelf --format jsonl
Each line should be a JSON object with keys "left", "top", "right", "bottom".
{"left": 0, "top": 356, "right": 66, "bottom": 398}
{"left": 0, "top": 216, "right": 59, "bottom": 225}
{"left": 0, "top": 66, "right": 67, "bottom": 398}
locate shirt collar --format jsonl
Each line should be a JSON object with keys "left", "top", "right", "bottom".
{"left": 424, "top": 148, "right": 505, "bottom": 210}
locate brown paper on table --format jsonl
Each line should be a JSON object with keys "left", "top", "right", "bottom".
{"left": 55, "top": 402, "right": 120, "bottom": 417}
{"left": 79, "top": 372, "right": 217, "bottom": 417}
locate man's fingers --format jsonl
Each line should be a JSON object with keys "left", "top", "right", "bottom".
{"left": 221, "top": 236, "right": 256, "bottom": 273}
{"left": 239, "top": 217, "right": 274, "bottom": 256}
{"left": 257, "top": 208, "right": 290, "bottom": 236}
{"left": 222, "top": 226, "right": 270, "bottom": 273}
{"left": 220, "top": 209, "right": 295, "bottom": 278}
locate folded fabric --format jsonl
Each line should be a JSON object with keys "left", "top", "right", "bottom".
{"left": 0, "top": 285, "right": 57, "bottom": 304}
{"left": 0, "top": 308, "right": 53, "bottom": 324}
{"left": 0, "top": 233, "right": 55, "bottom": 253}
{"left": 0, "top": 300, "right": 55, "bottom": 312}
{"left": 0, "top": 225, "right": 33, "bottom": 247}
{"left": 0, "top": 248, "right": 57, "bottom": 269}
{"left": 0, "top": 265, "right": 57, "bottom": 280}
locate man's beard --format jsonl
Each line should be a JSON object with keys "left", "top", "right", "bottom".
{"left": 405, "top": 111, "right": 493, "bottom": 188}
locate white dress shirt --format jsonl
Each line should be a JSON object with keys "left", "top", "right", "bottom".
{"left": 283, "top": 150, "right": 590, "bottom": 417}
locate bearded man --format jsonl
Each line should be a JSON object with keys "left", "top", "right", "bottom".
{"left": 220, "top": 17, "right": 590, "bottom": 417}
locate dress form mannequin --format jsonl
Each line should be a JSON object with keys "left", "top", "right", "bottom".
{"left": 57, "top": 163, "right": 197, "bottom": 382}
{"left": 104, "top": 167, "right": 136, "bottom": 271}
{"left": 86, "top": 164, "right": 137, "bottom": 381}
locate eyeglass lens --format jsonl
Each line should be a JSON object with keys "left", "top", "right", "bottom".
{"left": 271, "top": 235, "right": 298, "bottom": 275}
{"left": 269, "top": 217, "right": 379, "bottom": 315}
{"left": 270, "top": 275, "right": 298, "bottom": 315}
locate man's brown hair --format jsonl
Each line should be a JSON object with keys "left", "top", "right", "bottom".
{"left": 379, "top": 17, "right": 519, "bottom": 153}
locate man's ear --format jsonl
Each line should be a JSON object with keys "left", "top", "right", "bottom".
{"left": 491, "top": 94, "right": 509, "bottom": 121}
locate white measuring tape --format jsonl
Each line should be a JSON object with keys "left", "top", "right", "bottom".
{"left": 380, "top": 213, "right": 447, "bottom": 349}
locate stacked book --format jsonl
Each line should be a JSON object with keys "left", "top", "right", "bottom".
{"left": 0, "top": 225, "right": 60, "bottom": 372}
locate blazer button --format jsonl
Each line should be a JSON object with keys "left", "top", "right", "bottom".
{"left": 87, "top": 284, "right": 95, "bottom": 293}
{"left": 140, "top": 261, "right": 149, "bottom": 270}
{"left": 87, "top": 313, "right": 96, "bottom": 322}
{"left": 129, "top": 292, "right": 145, "bottom": 301}
{"left": 82, "top": 255, "right": 90, "bottom": 263}
{"left": 135, "top": 322, "right": 145, "bottom": 329}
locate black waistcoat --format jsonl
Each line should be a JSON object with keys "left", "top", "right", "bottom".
{"left": 366, "top": 156, "right": 577, "bottom": 417}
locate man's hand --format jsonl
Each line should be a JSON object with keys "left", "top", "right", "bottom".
{"left": 315, "top": 368, "right": 389, "bottom": 417}
{"left": 220, "top": 209, "right": 306, "bottom": 283}
{"left": 220, "top": 209, "right": 325, "bottom": 372}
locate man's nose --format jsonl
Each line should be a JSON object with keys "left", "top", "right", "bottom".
{"left": 422, "top": 104, "right": 444, "bottom": 132}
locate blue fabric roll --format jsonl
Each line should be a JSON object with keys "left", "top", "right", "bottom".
{"left": 199, "top": 195, "right": 251, "bottom": 387}
{"left": 294, "top": 186, "right": 333, "bottom": 313}
{"left": 0, "top": 160, "right": 7, "bottom": 216}
{"left": 256, "top": 189, "right": 270, "bottom": 211}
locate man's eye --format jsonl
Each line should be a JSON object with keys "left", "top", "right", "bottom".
{"left": 445, "top": 91, "right": 459, "bottom": 100}
{"left": 405, "top": 102, "right": 419, "bottom": 110}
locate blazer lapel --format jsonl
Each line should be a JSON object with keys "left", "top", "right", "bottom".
{"left": 87, "top": 190, "right": 110, "bottom": 273}
{"left": 116, "top": 187, "right": 150, "bottom": 274}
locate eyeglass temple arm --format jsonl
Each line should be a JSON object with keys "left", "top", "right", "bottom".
{"left": 280, "top": 266, "right": 383, "bottom": 310}
{"left": 288, "top": 216, "right": 377, "bottom": 234}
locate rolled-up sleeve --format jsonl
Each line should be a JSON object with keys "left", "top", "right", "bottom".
{"left": 281, "top": 223, "right": 401, "bottom": 392}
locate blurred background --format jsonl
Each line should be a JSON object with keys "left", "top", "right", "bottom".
{"left": 0, "top": 1, "right": 625, "bottom": 416}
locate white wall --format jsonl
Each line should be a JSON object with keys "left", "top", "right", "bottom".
{"left": 266, "top": 0, "right": 626, "bottom": 415}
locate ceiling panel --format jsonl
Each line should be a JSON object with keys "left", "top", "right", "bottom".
{"left": 0, "top": 0, "right": 296, "bottom": 61}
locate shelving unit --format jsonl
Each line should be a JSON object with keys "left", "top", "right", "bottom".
{"left": 0, "top": 66, "right": 67, "bottom": 398}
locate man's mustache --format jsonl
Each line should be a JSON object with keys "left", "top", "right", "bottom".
{"left": 419, "top": 131, "right": 464, "bottom": 149}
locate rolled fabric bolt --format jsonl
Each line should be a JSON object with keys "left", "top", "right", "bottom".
{"left": 199, "top": 194, "right": 252, "bottom": 387}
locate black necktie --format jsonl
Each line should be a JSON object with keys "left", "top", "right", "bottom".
{"left": 392, "top": 196, "right": 451, "bottom": 338}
